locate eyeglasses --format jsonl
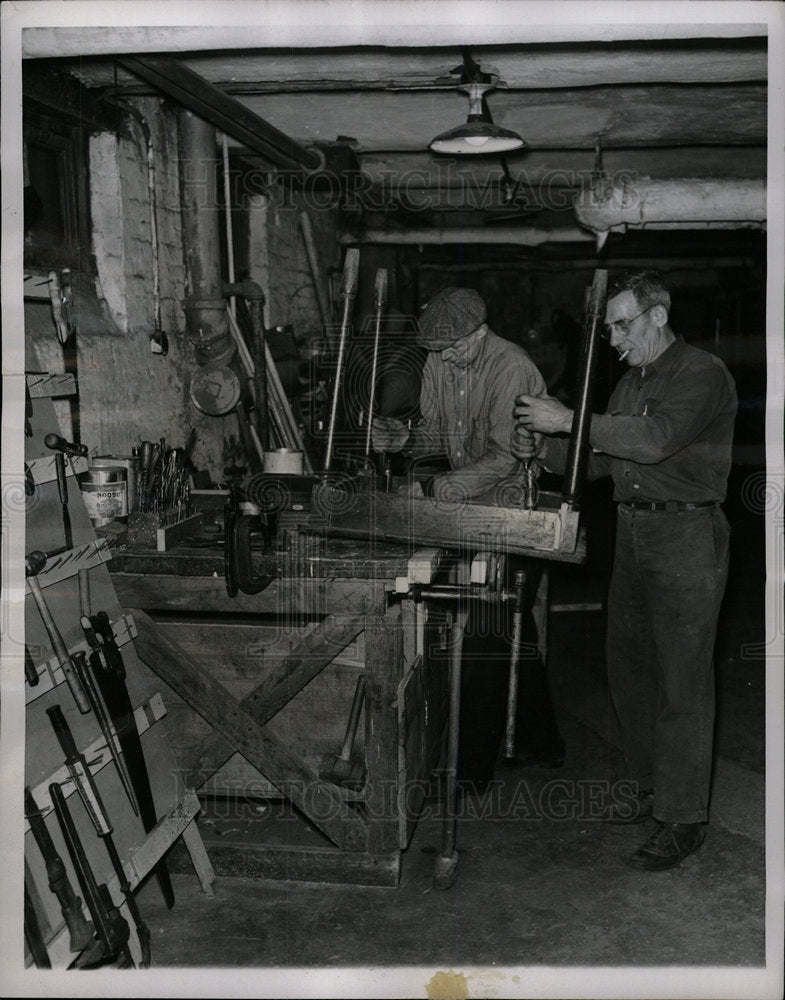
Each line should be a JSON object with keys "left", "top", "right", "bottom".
{"left": 602, "top": 304, "right": 654, "bottom": 340}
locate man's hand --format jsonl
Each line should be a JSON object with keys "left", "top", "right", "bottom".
{"left": 371, "top": 416, "right": 409, "bottom": 453}
{"left": 511, "top": 424, "right": 543, "bottom": 462}
{"left": 514, "top": 394, "right": 573, "bottom": 435}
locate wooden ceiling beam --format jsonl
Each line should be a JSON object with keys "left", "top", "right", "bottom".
{"left": 210, "top": 84, "right": 766, "bottom": 151}
{"left": 68, "top": 40, "right": 767, "bottom": 91}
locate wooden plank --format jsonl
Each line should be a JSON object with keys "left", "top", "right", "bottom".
{"left": 173, "top": 841, "right": 400, "bottom": 887}
{"left": 177, "top": 614, "right": 366, "bottom": 789}
{"left": 109, "top": 540, "right": 414, "bottom": 580}
{"left": 117, "top": 791, "right": 210, "bottom": 894}
{"left": 180, "top": 819, "right": 217, "bottom": 898}
{"left": 315, "top": 488, "right": 588, "bottom": 563}
{"left": 26, "top": 373, "right": 77, "bottom": 398}
{"left": 129, "top": 609, "right": 368, "bottom": 852}
{"left": 26, "top": 454, "right": 89, "bottom": 485}
{"left": 364, "top": 602, "right": 403, "bottom": 857}
{"left": 25, "top": 538, "right": 113, "bottom": 591}
{"left": 156, "top": 512, "right": 205, "bottom": 552}
{"left": 246, "top": 614, "right": 365, "bottom": 718}
{"left": 112, "top": 573, "right": 384, "bottom": 615}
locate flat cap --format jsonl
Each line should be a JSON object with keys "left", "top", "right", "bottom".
{"left": 416, "top": 287, "right": 487, "bottom": 349}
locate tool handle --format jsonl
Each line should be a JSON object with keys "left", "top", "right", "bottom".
{"left": 25, "top": 645, "right": 40, "bottom": 687}
{"left": 341, "top": 248, "right": 360, "bottom": 297}
{"left": 339, "top": 676, "right": 366, "bottom": 760}
{"left": 28, "top": 580, "right": 91, "bottom": 713}
{"left": 43, "top": 432, "right": 88, "bottom": 457}
{"left": 373, "top": 267, "right": 388, "bottom": 309}
{"left": 53, "top": 452, "right": 68, "bottom": 504}
{"left": 47, "top": 705, "right": 113, "bottom": 836}
{"left": 24, "top": 883, "right": 52, "bottom": 968}
{"left": 46, "top": 704, "right": 80, "bottom": 761}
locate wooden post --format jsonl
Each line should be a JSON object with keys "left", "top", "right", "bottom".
{"left": 364, "top": 599, "right": 403, "bottom": 861}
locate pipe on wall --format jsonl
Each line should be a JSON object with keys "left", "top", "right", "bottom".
{"left": 179, "top": 109, "right": 235, "bottom": 368}
{"left": 340, "top": 226, "right": 593, "bottom": 246}
{"left": 574, "top": 177, "right": 767, "bottom": 235}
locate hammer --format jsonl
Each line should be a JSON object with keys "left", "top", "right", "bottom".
{"left": 320, "top": 675, "right": 367, "bottom": 790}
{"left": 44, "top": 435, "right": 85, "bottom": 550}
{"left": 25, "top": 550, "right": 90, "bottom": 713}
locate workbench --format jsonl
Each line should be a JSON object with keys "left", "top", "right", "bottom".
{"left": 110, "top": 536, "right": 450, "bottom": 887}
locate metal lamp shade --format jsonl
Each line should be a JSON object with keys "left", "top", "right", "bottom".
{"left": 429, "top": 116, "right": 525, "bottom": 155}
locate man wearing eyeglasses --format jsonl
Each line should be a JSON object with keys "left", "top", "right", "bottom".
{"left": 511, "top": 269, "right": 737, "bottom": 871}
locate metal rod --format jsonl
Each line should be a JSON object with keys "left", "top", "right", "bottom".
{"left": 562, "top": 268, "right": 608, "bottom": 508}
{"left": 324, "top": 248, "right": 360, "bottom": 471}
{"left": 504, "top": 570, "right": 527, "bottom": 759}
{"left": 364, "top": 268, "right": 387, "bottom": 459}
{"left": 221, "top": 133, "right": 237, "bottom": 321}
{"left": 435, "top": 608, "right": 468, "bottom": 886}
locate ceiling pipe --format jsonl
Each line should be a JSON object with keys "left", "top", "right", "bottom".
{"left": 340, "top": 226, "right": 593, "bottom": 246}
{"left": 119, "top": 56, "right": 323, "bottom": 174}
{"left": 574, "top": 177, "right": 767, "bottom": 236}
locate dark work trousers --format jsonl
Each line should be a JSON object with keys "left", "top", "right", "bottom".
{"left": 607, "top": 504, "right": 730, "bottom": 824}
{"left": 447, "top": 558, "right": 565, "bottom": 786}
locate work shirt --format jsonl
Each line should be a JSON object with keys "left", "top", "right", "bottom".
{"left": 407, "top": 329, "right": 547, "bottom": 498}
{"left": 541, "top": 335, "right": 737, "bottom": 502}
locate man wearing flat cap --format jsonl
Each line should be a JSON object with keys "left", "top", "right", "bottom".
{"left": 372, "top": 286, "right": 547, "bottom": 501}
{"left": 372, "top": 286, "right": 564, "bottom": 780}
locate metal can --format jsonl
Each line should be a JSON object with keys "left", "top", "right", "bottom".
{"left": 80, "top": 466, "right": 128, "bottom": 526}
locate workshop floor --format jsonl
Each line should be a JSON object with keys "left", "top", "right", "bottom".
{"left": 138, "top": 469, "right": 773, "bottom": 993}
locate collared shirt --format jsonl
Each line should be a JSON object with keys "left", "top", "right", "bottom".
{"left": 407, "top": 329, "right": 547, "bottom": 498}
{"left": 542, "top": 336, "right": 737, "bottom": 502}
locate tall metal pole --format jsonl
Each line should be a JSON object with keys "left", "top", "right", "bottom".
{"left": 364, "top": 268, "right": 387, "bottom": 460}
{"left": 562, "top": 268, "right": 608, "bottom": 509}
{"left": 324, "top": 248, "right": 360, "bottom": 471}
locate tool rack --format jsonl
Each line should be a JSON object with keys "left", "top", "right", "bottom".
{"left": 21, "top": 371, "right": 214, "bottom": 969}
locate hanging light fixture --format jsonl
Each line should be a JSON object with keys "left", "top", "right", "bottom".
{"left": 429, "top": 52, "right": 525, "bottom": 155}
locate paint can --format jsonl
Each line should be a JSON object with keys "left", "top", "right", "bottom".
{"left": 80, "top": 466, "right": 128, "bottom": 526}
{"left": 264, "top": 448, "right": 304, "bottom": 475}
{"left": 90, "top": 455, "right": 140, "bottom": 513}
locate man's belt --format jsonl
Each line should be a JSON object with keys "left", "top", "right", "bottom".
{"left": 618, "top": 499, "right": 717, "bottom": 512}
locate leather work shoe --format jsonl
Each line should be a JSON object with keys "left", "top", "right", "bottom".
{"left": 626, "top": 821, "right": 706, "bottom": 871}
{"left": 606, "top": 788, "right": 654, "bottom": 824}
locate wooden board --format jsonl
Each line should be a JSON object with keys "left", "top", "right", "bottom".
{"left": 313, "top": 487, "right": 588, "bottom": 563}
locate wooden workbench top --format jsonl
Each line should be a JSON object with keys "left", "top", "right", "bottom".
{"left": 109, "top": 536, "right": 417, "bottom": 580}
